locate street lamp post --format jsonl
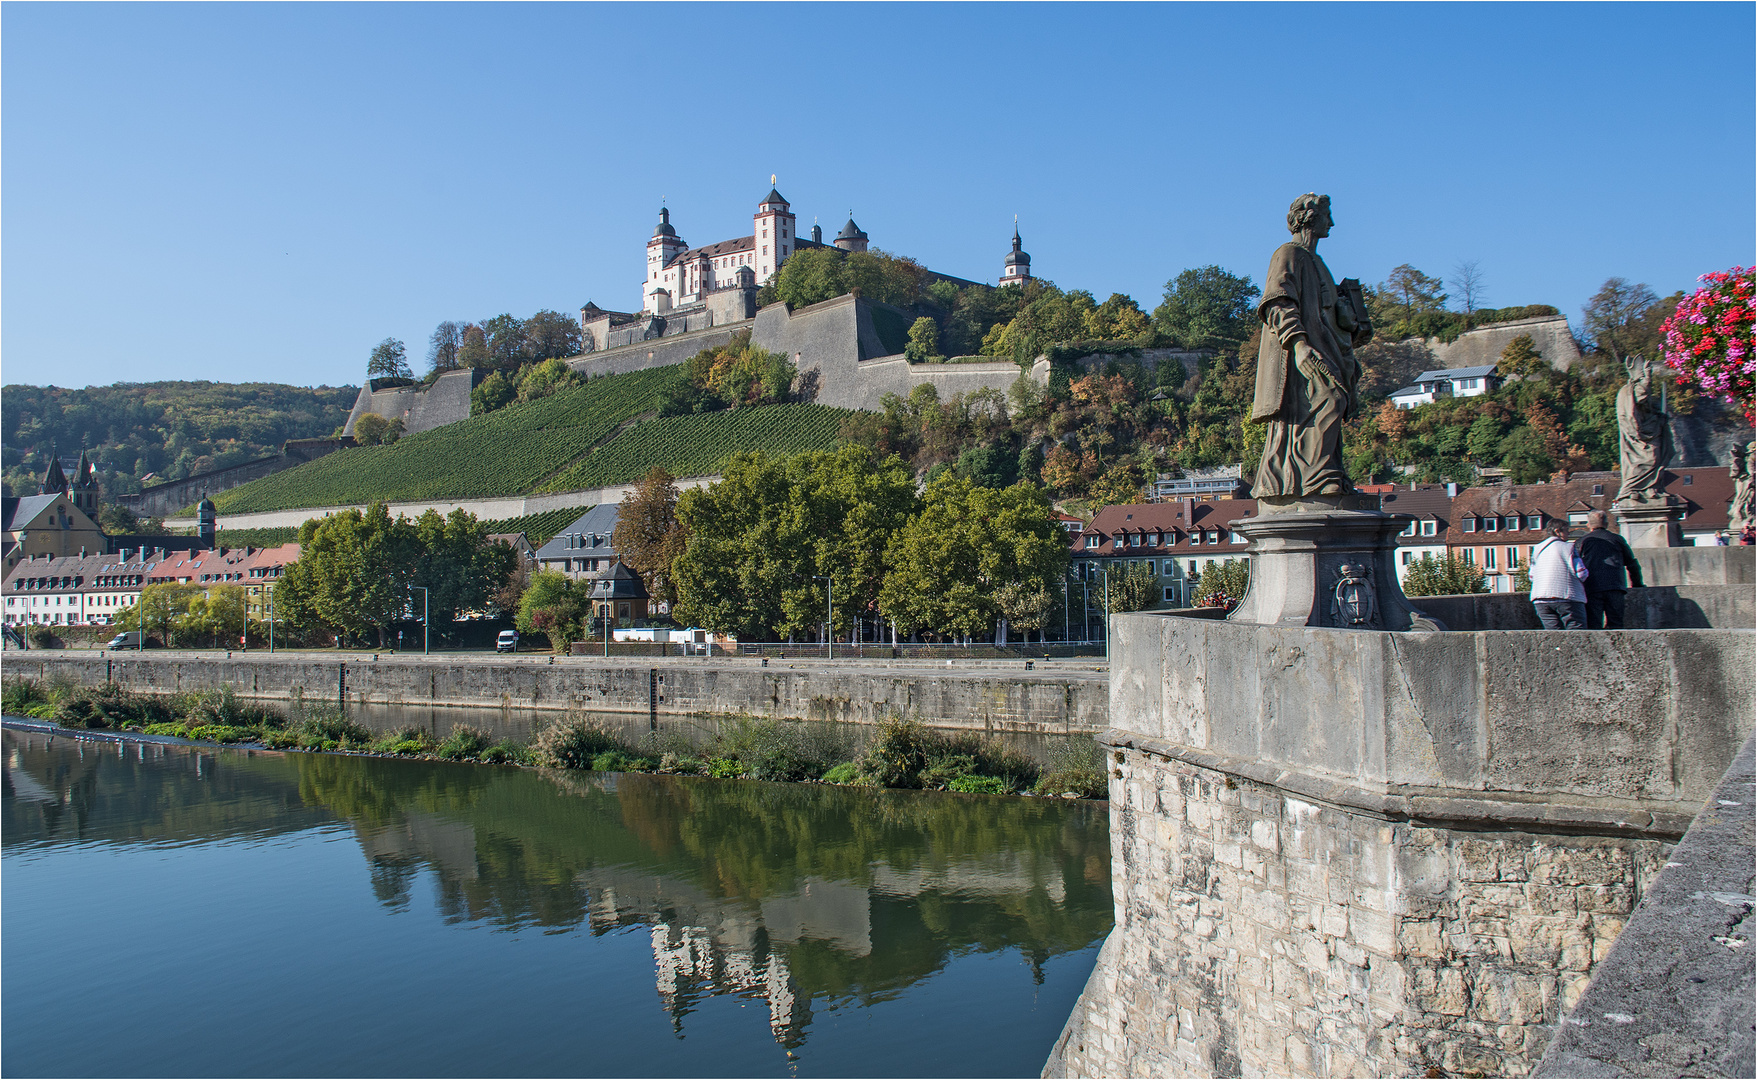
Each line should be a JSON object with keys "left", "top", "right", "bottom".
{"left": 268, "top": 586, "right": 275, "bottom": 654}
{"left": 1101, "top": 565, "right": 1112, "bottom": 661}
{"left": 812, "top": 576, "right": 834, "bottom": 660}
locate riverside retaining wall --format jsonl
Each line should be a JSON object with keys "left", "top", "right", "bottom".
{"left": 10, "top": 654, "right": 1109, "bottom": 736}
{"left": 1044, "top": 615, "right": 1755, "bottom": 1078}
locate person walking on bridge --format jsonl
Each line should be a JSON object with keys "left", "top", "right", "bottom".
{"left": 1577, "top": 510, "right": 1644, "bottom": 629}
{"left": 1529, "top": 524, "right": 1586, "bottom": 629}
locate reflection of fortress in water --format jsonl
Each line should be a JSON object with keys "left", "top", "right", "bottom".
{"left": 346, "top": 772, "right": 1098, "bottom": 1048}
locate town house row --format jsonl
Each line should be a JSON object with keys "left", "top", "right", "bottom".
{"left": 2, "top": 543, "right": 300, "bottom": 629}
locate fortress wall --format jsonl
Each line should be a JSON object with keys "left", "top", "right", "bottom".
{"left": 12, "top": 654, "right": 1109, "bottom": 736}
{"left": 123, "top": 438, "right": 354, "bottom": 518}
{"left": 1045, "top": 614, "right": 1755, "bottom": 1078}
{"left": 567, "top": 322, "right": 752, "bottom": 380}
{"left": 343, "top": 368, "right": 477, "bottom": 439}
{"left": 1423, "top": 315, "right": 1581, "bottom": 372}
{"left": 754, "top": 296, "right": 1035, "bottom": 412}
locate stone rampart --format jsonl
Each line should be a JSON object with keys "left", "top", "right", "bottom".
{"left": 120, "top": 438, "right": 353, "bottom": 518}
{"left": 1045, "top": 614, "right": 1755, "bottom": 1078}
{"left": 343, "top": 368, "right": 478, "bottom": 439}
{"left": 12, "top": 654, "right": 1109, "bottom": 736}
{"left": 1423, "top": 315, "right": 1581, "bottom": 372}
{"left": 754, "top": 296, "right": 1032, "bottom": 411}
{"left": 569, "top": 322, "right": 752, "bottom": 379}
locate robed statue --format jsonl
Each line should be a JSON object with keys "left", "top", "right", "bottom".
{"left": 1251, "top": 193, "right": 1373, "bottom": 499}
{"left": 1730, "top": 441, "right": 1755, "bottom": 537}
{"left": 1615, "top": 354, "right": 1673, "bottom": 502}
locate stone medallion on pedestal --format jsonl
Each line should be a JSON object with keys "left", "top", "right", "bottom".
{"left": 1226, "top": 494, "right": 1445, "bottom": 631}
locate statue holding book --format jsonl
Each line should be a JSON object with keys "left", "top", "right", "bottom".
{"left": 1250, "top": 193, "right": 1374, "bottom": 501}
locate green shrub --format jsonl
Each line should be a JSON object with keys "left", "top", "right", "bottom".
{"left": 820, "top": 762, "right": 867, "bottom": 785}
{"left": 919, "top": 753, "right": 978, "bottom": 789}
{"left": 706, "top": 757, "right": 745, "bottom": 779}
{"left": 530, "top": 717, "right": 629, "bottom": 769}
{"left": 589, "top": 750, "right": 657, "bottom": 773}
{"left": 701, "top": 716, "right": 849, "bottom": 782}
{"left": 435, "top": 725, "right": 493, "bottom": 761}
{"left": 658, "top": 752, "right": 702, "bottom": 774}
{"left": 2, "top": 679, "right": 58, "bottom": 719}
{"left": 1032, "top": 768, "right": 1108, "bottom": 799}
{"left": 949, "top": 775, "right": 1012, "bottom": 795}
{"left": 53, "top": 683, "right": 171, "bottom": 729}
{"left": 373, "top": 724, "right": 434, "bottom": 756}
{"left": 182, "top": 724, "right": 253, "bottom": 743}
{"left": 140, "top": 722, "right": 185, "bottom": 737}
{"left": 857, "top": 716, "right": 1040, "bottom": 790}
{"left": 478, "top": 740, "right": 532, "bottom": 766}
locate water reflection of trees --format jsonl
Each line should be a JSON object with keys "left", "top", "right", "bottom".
{"left": 5, "top": 734, "right": 1111, "bottom": 1048}
{"left": 2, "top": 730, "right": 327, "bottom": 847}
{"left": 293, "top": 759, "right": 1113, "bottom": 1043}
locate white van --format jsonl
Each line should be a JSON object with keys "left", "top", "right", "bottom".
{"left": 107, "top": 631, "right": 146, "bottom": 649}
{"left": 496, "top": 630, "right": 519, "bottom": 653}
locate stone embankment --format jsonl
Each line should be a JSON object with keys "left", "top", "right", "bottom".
{"left": 10, "top": 653, "right": 1109, "bottom": 736}
{"left": 1045, "top": 608, "right": 1755, "bottom": 1078}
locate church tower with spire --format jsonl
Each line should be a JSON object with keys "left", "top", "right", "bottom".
{"left": 70, "top": 448, "right": 100, "bottom": 517}
{"left": 1001, "top": 223, "right": 1031, "bottom": 287}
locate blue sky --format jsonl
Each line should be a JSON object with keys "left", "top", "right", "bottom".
{"left": 4, "top": 3, "right": 1752, "bottom": 389}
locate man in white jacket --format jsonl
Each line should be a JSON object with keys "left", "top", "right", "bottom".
{"left": 1529, "top": 524, "right": 1586, "bottom": 629}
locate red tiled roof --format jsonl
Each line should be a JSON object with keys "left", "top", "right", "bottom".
{"left": 1072, "top": 499, "right": 1258, "bottom": 555}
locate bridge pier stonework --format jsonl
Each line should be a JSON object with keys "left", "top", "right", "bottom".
{"left": 1044, "top": 614, "right": 1754, "bottom": 1078}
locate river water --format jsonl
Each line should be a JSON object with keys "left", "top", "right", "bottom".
{"left": 1, "top": 727, "right": 1111, "bottom": 1078}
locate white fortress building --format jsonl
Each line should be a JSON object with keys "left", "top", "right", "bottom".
{"left": 634, "top": 184, "right": 1030, "bottom": 317}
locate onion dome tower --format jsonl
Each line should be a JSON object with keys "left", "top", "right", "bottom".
{"left": 1001, "top": 221, "right": 1031, "bottom": 287}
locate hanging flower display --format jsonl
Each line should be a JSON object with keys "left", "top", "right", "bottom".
{"left": 1660, "top": 266, "right": 1755, "bottom": 423}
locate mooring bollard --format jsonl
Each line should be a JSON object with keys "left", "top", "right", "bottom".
{"left": 762, "top": 657, "right": 769, "bottom": 667}
{"left": 1025, "top": 660, "right": 1034, "bottom": 670}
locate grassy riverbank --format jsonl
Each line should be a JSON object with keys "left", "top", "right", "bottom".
{"left": 1, "top": 677, "right": 1108, "bottom": 798}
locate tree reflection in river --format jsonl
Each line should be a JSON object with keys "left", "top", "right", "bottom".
{"left": 5, "top": 729, "right": 1111, "bottom": 1055}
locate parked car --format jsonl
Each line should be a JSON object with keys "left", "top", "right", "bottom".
{"left": 496, "top": 630, "right": 519, "bottom": 653}
{"left": 107, "top": 631, "right": 149, "bottom": 649}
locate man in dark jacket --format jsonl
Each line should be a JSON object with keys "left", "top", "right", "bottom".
{"left": 1577, "top": 511, "right": 1645, "bottom": 629}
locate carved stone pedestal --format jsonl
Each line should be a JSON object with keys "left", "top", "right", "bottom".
{"left": 1616, "top": 495, "right": 1683, "bottom": 549}
{"left": 1227, "top": 497, "right": 1444, "bottom": 631}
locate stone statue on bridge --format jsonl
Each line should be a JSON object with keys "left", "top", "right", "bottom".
{"left": 1250, "top": 193, "right": 1374, "bottom": 502}
{"left": 1615, "top": 354, "right": 1673, "bottom": 502}
{"left": 1730, "top": 441, "right": 1755, "bottom": 538}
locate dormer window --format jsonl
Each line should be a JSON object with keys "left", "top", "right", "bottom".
{"left": 1085, "top": 535, "right": 1100, "bottom": 549}
{"left": 1484, "top": 517, "right": 1498, "bottom": 533}
{"left": 1421, "top": 519, "right": 1438, "bottom": 538}
{"left": 1463, "top": 516, "right": 1477, "bottom": 533}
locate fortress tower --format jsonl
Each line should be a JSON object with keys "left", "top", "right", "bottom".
{"left": 645, "top": 207, "right": 686, "bottom": 314}
{"left": 833, "top": 215, "right": 869, "bottom": 253}
{"left": 753, "top": 186, "right": 796, "bottom": 283}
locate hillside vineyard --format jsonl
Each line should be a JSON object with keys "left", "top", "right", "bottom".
{"left": 211, "top": 367, "right": 845, "bottom": 514}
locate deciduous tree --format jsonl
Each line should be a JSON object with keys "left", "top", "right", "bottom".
{"left": 1400, "top": 554, "right": 1486, "bottom": 597}
{"left": 614, "top": 466, "right": 688, "bottom": 606}
{"left": 1152, "top": 266, "right": 1260, "bottom": 350}
{"left": 427, "top": 321, "right": 467, "bottom": 373}
{"left": 366, "top": 338, "right": 411, "bottom": 380}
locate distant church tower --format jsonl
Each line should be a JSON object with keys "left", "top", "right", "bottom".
{"left": 71, "top": 448, "right": 100, "bottom": 517}
{"left": 834, "top": 215, "right": 869, "bottom": 253}
{"left": 37, "top": 447, "right": 100, "bottom": 517}
{"left": 1001, "top": 223, "right": 1031, "bottom": 287}
{"left": 753, "top": 182, "right": 796, "bottom": 283}
{"left": 646, "top": 207, "right": 685, "bottom": 313}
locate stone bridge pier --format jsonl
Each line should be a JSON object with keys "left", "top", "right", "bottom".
{"left": 1045, "top": 614, "right": 1754, "bottom": 1078}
